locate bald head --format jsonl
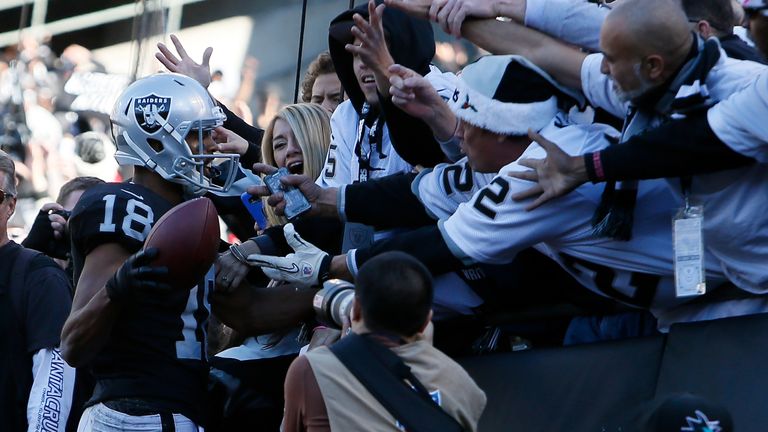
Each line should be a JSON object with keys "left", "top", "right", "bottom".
{"left": 604, "top": 0, "right": 693, "bottom": 62}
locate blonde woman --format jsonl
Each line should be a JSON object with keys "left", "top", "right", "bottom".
{"left": 260, "top": 103, "right": 332, "bottom": 228}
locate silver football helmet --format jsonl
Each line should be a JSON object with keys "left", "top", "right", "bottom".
{"left": 110, "top": 73, "right": 239, "bottom": 195}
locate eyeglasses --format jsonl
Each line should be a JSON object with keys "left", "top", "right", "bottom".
{"left": 0, "top": 188, "right": 14, "bottom": 205}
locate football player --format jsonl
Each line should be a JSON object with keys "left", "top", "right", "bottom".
{"left": 59, "top": 73, "right": 313, "bottom": 431}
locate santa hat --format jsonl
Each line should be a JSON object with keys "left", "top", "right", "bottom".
{"left": 438, "top": 55, "right": 581, "bottom": 136}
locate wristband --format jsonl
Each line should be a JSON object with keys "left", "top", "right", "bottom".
{"left": 229, "top": 244, "right": 248, "bottom": 264}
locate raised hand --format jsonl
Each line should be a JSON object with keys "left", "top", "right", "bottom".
{"left": 346, "top": 1, "right": 396, "bottom": 98}
{"left": 389, "top": 64, "right": 457, "bottom": 141}
{"left": 434, "top": 0, "right": 500, "bottom": 37}
{"left": 508, "top": 129, "right": 589, "bottom": 210}
{"left": 156, "top": 34, "right": 213, "bottom": 88}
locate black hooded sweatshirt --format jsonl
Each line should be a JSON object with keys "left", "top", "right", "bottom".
{"left": 328, "top": 0, "right": 448, "bottom": 167}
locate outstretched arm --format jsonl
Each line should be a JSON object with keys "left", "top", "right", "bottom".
{"left": 508, "top": 113, "right": 756, "bottom": 210}
{"left": 461, "top": 18, "right": 586, "bottom": 90}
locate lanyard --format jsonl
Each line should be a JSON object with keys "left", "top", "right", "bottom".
{"left": 353, "top": 103, "right": 383, "bottom": 182}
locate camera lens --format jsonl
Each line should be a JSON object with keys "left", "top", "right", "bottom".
{"left": 313, "top": 279, "right": 355, "bottom": 328}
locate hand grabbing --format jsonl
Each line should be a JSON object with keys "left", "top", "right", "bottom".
{"left": 105, "top": 248, "right": 170, "bottom": 303}
{"left": 508, "top": 129, "right": 589, "bottom": 210}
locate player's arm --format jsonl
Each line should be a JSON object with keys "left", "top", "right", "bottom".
{"left": 60, "top": 243, "right": 127, "bottom": 368}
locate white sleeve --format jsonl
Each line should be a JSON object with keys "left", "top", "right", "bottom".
{"left": 707, "top": 71, "right": 768, "bottom": 162}
{"left": 524, "top": 0, "right": 608, "bottom": 51}
{"left": 27, "top": 348, "right": 75, "bottom": 432}
{"left": 317, "top": 104, "right": 355, "bottom": 188}
{"left": 579, "top": 53, "right": 628, "bottom": 118}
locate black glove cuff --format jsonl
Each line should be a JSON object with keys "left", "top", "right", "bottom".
{"left": 105, "top": 273, "right": 128, "bottom": 303}
{"left": 318, "top": 254, "right": 332, "bottom": 284}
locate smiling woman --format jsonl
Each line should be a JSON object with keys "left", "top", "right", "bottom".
{"left": 260, "top": 103, "right": 332, "bottom": 226}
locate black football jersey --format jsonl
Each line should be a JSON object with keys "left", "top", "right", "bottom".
{"left": 69, "top": 182, "right": 212, "bottom": 425}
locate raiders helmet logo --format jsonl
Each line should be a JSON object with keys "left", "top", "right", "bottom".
{"left": 134, "top": 94, "right": 171, "bottom": 133}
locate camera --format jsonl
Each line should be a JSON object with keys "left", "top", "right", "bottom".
{"left": 313, "top": 279, "right": 355, "bottom": 329}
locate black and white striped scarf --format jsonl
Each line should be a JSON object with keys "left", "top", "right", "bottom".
{"left": 591, "top": 35, "right": 722, "bottom": 240}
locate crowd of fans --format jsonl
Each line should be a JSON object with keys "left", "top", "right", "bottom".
{"left": 2, "top": 0, "right": 768, "bottom": 430}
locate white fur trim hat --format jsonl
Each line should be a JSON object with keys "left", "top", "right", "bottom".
{"left": 444, "top": 55, "right": 573, "bottom": 135}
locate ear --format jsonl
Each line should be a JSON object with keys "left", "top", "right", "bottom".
{"left": 5, "top": 196, "right": 16, "bottom": 220}
{"left": 644, "top": 54, "right": 666, "bottom": 81}
{"left": 419, "top": 309, "right": 433, "bottom": 333}
{"left": 351, "top": 297, "right": 362, "bottom": 323}
{"left": 696, "top": 20, "right": 714, "bottom": 39}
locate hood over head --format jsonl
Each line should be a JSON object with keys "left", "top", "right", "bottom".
{"left": 329, "top": 0, "right": 435, "bottom": 114}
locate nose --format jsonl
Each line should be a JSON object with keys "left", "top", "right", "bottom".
{"left": 322, "top": 99, "right": 335, "bottom": 113}
{"left": 286, "top": 139, "right": 302, "bottom": 157}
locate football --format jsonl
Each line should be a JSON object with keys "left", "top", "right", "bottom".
{"left": 144, "top": 197, "right": 220, "bottom": 288}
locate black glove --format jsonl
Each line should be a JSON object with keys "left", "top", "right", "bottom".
{"left": 22, "top": 209, "right": 70, "bottom": 259}
{"left": 105, "top": 248, "right": 171, "bottom": 303}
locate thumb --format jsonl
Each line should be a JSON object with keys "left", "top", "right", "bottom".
{"left": 202, "top": 47, "right": 213, "bottom": 67}
{"left": 245, "top": 253, "right": 289, "bottom": 270}
{"left": 283, "top": 223, "right": 311, "bottom": 252}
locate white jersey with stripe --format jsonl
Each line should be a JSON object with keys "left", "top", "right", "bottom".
{"left": 437, "top": 121, "right": 731, "bottom": 321}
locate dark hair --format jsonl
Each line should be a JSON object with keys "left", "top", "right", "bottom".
{"left": 355, "top": 251, "right": 433, "bottom": 337}
{"left": 0, "top": 150, "right": 17, "bottom": 195}
{"left": 300, "top": 52, "right": 336, "bottom": 103}
{"left": 682, "top": 0, "right": 735, "bottom": 33}
{"left": 56, "top": 176, "right": 104, "bottom": 205}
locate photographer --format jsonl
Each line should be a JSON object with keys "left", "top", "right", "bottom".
{"left": 282, "top": 252, "right": 486, "bottom": 432}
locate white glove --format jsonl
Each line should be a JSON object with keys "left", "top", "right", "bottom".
{"left": 246, "top": 223, "right": 330, "bottom": 288}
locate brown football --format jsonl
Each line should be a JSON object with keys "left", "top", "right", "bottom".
{"left": 144, "top": 197, "right": 220, "bottom": 288}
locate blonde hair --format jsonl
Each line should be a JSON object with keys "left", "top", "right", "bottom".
{"left": 261, "top": 103, "right": 332, "bottom": 226}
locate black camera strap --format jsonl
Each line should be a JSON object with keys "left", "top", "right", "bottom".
{"left": 330, "top": 333, "right": 464, "bottom": 432}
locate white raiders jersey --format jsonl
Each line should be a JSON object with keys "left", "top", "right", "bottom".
{"left": 580, "top": 51, "right": 768, "bottom": 296}
{"left": 412, "top": 157, "right": 497, "bottom": 219}
{"left": 317, "top": 66, "right": 456, "bottom": 188}
{"left": 316, "top": 100, "right": 411, "bottom": 187}
{"left": 437, "top": 120, "right": 733, "bottom": 326}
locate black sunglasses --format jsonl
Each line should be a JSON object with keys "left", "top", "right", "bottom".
{"left": 0, "top": 188, "right": 14, "bottom": 204}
